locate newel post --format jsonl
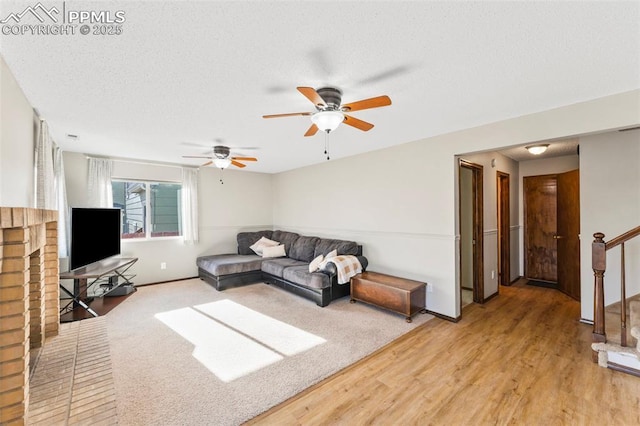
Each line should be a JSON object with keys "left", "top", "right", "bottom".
{"left": 592, "top": 232, "right": 606, "bottom": 362}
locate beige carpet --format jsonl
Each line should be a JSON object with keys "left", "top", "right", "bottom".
{"left": 106, "top": 278, "right": 433, "bottom": 425}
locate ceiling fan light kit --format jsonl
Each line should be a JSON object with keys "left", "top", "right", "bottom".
{"left": 182, "top": 145, "right": 258, "bottom": 174}
{"left": 526, "top": 144, "right": 549, "bottom": 155}
{"left": 214, "top": 158, "right": 232, "bottom": 169}
{"left": 311, "top": 110, "right": 345, "bottom": 133}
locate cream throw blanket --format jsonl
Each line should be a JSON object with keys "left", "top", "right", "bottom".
{"left": 320, "top": 255, "right": 362, "bottom": 284}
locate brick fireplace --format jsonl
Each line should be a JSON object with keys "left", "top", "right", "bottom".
{"left": 0, "top": 208, "right": 59, "bottom": 425}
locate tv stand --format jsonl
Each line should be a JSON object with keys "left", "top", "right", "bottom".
{"left": 59, "top": 257, "right": 138, "bottom": 317}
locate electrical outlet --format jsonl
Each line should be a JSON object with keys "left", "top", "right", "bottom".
{"left": 426, "top": 283, "right": 433, "bottom": 293}
{"left": 160, "top": 262, "right": 167, "bottom": 270}
{"left": 491, "top": 270, "right": 495, "bottom": 279}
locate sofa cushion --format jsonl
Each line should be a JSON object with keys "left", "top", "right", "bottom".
{"left": 262, "top": 244, "right": 286, "bottom": 258}
{"left": 289, "top": 236, "right": 320, "bottom": 262}
{"left": 309, "top": 254, "right": 324, "bottom": 273}
{"left": 271, "top": 230, "right": 300, "bottom": 254}
{"left": 261, "top": 258, "right": 307, "bottom": 278}
{"left": 197, "top": 254, "right": 263, "bottom": 276}
{"left": 314, "top": 238, "right": 359, "bottom": 258}
{"left": 283, "top": 265, "right": 331, "bottom": 290}
{"left": 237, "top": 231, "right": 273, "bottom": 255}
{"left": 249, "top": 236, "right": 280, "bottom": 256}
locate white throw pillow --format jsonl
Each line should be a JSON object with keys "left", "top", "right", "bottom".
{"left": 325, "top": 249, "right": 338, "bottom": 259}
{"left": 250, "top": 236, "right": 280, "bottom": 256}
{"left": 309, "top": 254, "right": 324, "bottom": 273}
{"left": 262, "top": 244, "right": 286, "bottom": 258}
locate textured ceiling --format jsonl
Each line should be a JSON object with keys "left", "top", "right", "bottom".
{"left": 1, "top": 1, "right": 638, "bottom": 173}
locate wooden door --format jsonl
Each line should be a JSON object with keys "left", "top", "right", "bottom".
{"left": 497, "top": 172, "right": 510, "bottom": 286}
{"left": 557, "top": 170, "right": 581, "bottom": 300}
{"left": 459, "top": 160, "right": 484, "bottom": 304}
{"left": 524, "top": 175, "right": 557, "bottom": 282}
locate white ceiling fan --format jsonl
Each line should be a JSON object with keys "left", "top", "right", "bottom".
{"left": 182, "top": 145, "right": 258, "bottom": 169}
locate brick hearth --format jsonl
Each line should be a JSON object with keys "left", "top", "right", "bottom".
{"left": 0, "top": 207, "right": 59, "bottom": 425}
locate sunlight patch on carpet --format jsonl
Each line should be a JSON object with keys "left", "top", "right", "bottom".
{"left": 194, "top": 300, "right": 326, "bottom": 356}
{"left": 155, "top": 307, "right": 282, "bottom": 382}
{"left": 155, "top": 300, "right": 325, "bottom": 382}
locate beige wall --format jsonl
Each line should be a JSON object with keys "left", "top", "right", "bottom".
{"left": 580, "top": 130, "right": 640, "bottom": 320}
{"left": 0, "top": 55, "right": 35, "bottom": 207}
{"left": 63, "top": 152, "right": 274, "bottom": 284}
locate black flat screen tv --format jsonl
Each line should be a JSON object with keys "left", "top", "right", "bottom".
{"left": 70, "top": 208, "right": 121, "bottom": 270}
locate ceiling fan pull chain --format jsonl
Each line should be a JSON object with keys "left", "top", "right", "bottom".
{"left": 325, "top": 132, "right": 330, "bottom": 160}
{"left": 324, "top": 132, "right": 327, "bottom": 155}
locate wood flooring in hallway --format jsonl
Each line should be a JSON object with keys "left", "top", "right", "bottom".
{"left": 249, "top": 280, "right": 640, "bottom": 425}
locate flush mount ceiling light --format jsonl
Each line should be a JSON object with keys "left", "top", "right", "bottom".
{"left": 526, "top": 144, "right": 549, "bottom": 155}
{"left": 311, "top": 110, "right": 345, "bottom": 133}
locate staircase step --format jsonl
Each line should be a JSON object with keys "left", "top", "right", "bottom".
{"left": 605, "top": 292, "right": 640, "bottom": 315}
{"left": 592, "top": 341, "right": 640, "bottom": 377}
{"left": 604, "top": 310, "right": 637, "bottom": 347}
{"left": 630, "top": 300, "right": 640, "bottom": 328}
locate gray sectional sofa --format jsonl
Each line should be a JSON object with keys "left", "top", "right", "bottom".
{"left": 196, "top": 230, "right": 368, "bottom": 307}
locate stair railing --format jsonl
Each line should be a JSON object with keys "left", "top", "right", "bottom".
{"left": 592, "top": 226, "right": 640, "bottom": 361}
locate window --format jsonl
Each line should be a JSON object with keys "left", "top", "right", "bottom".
{"left": 112, "top": 181, "right": 182, "bottom": 239}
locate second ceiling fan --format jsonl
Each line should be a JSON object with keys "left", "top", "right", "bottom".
{"left": 182, "top": 145, "right": 257, "bottom": 169}
{"left": 263, "top": 86, "right": 392, "bottom": 136}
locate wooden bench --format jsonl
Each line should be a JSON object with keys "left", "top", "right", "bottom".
{"left": 350, "top": 271, "right": 426, "bottom": 322}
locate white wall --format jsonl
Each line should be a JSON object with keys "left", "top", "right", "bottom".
{"left": 580, "top": 130, "right": 640, "bottom": 321}
{"left": 273, "top": 90, "right": 639, "bottom": 319}
{"left": 63, "top": 152, "right": 273, "bottom": 285}
{"left": 0, "top": 55, "right": 35, "bottom": 207}
{"left": 518, "top": 155, "right": 580, "bottom": 276}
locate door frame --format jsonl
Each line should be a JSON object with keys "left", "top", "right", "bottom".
{"left": 459, "top": 159, "right": 484, "bottom": 304}
{"left": 497, "top": 171, "right": 510, "bottom": 287}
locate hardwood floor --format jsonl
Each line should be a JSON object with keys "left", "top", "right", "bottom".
{"left": 60, "top": 292, "right": 135, "bottom": 322}
{"left": 249, "top": 280, "right": 640, "bottom": 425}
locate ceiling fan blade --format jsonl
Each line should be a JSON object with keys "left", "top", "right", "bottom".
{"left": 201, "top": 160, "right": 213, "bottom": 167}
{"left": 304, "top": 124, "right": 319, "bottom": 137}
{"left": 182, "top": 155, "right": 212, "bottom": 159}
{"left": 341, "top": 95, "right": 392, "bottom": 112}
{"left": 263, "top": 112, "right": 312, "bottom": 119}
{"left": 232, "top": 156, "right": 257, "bottom": 162}
{"left": 297, "top": 87, "right": 326, "bottom": 108}
{"left": 231, "top": 160, "right": 246, "bottom": 168}
{"left": 343, "top": 114, "right": 374, "bottom": 131}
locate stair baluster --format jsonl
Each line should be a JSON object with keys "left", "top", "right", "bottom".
{"left": 621, "top": 242, "right": 627, "bottom": 347}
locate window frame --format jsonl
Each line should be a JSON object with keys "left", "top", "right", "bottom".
{"left": 112, "top": 179, "right": 183, "bottom": 241}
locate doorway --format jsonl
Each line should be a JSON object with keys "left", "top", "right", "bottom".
{"left": 523, "top": 170, "right": 580, "bottom": 300}
{"left": 497, "top": 172, "right": 510, "bottom": 287}
{"left": 459, "top": 160, "right": 484, "bottom": 306}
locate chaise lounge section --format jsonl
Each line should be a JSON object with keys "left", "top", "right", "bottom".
{"left": 196, "top": 230, "right": 368, "bottom": 307}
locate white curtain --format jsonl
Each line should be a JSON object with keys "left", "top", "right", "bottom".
{"left": 88, "top": 158, "right": 113, "bottom": 208}
{"left": 53, "top": 146, "right": 70, "bottom": 257}
{"left": 181, "top": 167, "right": 199, "bottom": 244}
{"left": 34, "top": 120, "right": 55, "bottom": 209}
